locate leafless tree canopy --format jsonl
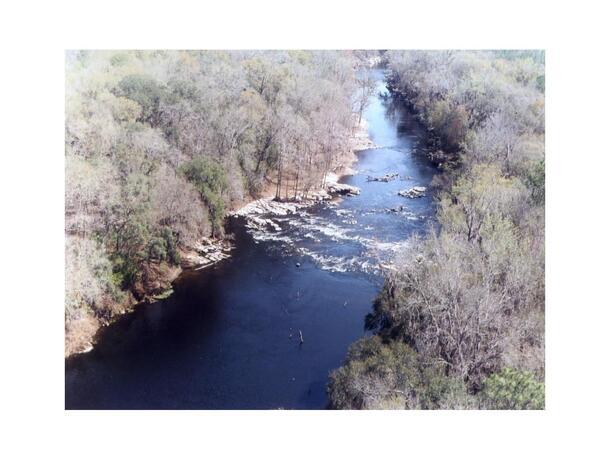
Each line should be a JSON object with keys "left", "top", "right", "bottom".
{"left": 329, "top": 50, "right": 544, "bottom": 409}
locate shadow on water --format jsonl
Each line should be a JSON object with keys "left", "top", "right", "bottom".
{"left": 65, "top": 68, "right": 439, "bottom": 410}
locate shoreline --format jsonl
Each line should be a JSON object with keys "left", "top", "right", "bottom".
{"left": 65, "top": 117, "right": 376, "bottom": 359}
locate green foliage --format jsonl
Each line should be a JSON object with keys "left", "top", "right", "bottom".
{"left": 147, "top": 237, "right": 167, "bottom": 261}
{"left": 328, "top": 336, "right": 470, "bottom": 409}
{"left": 536, "top": 74, "right": 545, "bottom": 93}
{"left": 493, "top": 50, "right": 545, "bottom": 64}
{"left": 111, "top": 255, "right": 141, "bottom": 289}
{"left": 333, "top": 51, "right": 545, "bottom": 408}
{"left": 146, "top": 228, "right": 180, "bottom": 264}
{"left": 429, "top": 100, "right": 470, "bottom": 149}
{"left": 182, "top": 156, "right": 228, "bottom": 236}
{"left": 64, "top": 50, "right": 371, "bottom": 354}
{"left": 109, "top": 211, "right": 151, "bottom": 288}
{"left": 65, "top": 236, "right": 124, "bottom": 319}
{"left": 110, "top": 52, "right": 129, "bottom": 67}
{"left": 161, "top": 227, "right": 181, "bottom": 265}
{"left": 526, "top": 159, "right": 545, "bottom": 204}
{"left": 116, "top": 74, "right": 165, "bottom": 124}
{"left": 480, "top": 368, "right": 544, "bottom": 409}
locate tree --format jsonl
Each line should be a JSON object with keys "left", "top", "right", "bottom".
{"left": 65, "top": 50, "right": 364, "bottom": 355}
{"left": 116, "top": 74, "right": 165, "bottom": 126}
{"left": 335, "top": 51, "right": 545, "bottom": 406}
{"left": 181, "top": 156, "right": 228, "bottom": 237}
{"left": 354, "top": 69, "right": 376, "bottom": 125}
{"left": 328, "top": 336, "right": 471, "bottom": 409}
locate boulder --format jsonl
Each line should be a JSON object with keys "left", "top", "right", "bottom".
{"left": 180, "top": 237, "right": 234, "bottom": 270}
{"left": 245, "top": 216, "right": 282, "bottom": 232}
{"left": 398, "top": 186, "right": 427, "bottom": 198}
{"left": 367, "top": 173, "right": 399, "bottom": 182}
{"left": 326, "top": 182, "right": 360, "bottom": 196}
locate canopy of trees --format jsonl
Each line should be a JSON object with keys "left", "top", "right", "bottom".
{"left": 65, "top": 50, "right": 360, "bottom": 355}
{"left": 329, "top": 50, "right": 545, "bottom": 409}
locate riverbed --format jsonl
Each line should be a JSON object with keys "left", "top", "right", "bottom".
{"left": 65, "top": 70, "right": 438, "bottom": 409}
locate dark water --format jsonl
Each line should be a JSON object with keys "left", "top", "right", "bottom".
{"left": 65, "top": 70, "right": 438, "bottom": 409}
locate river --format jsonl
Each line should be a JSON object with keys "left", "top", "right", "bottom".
{"left": 65, "top": 69, "right": 438, "bottom": 409}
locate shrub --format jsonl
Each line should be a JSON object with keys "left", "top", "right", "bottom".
{"left": 328, "top": 336, "right": 470, "bottom": 409}
{"left": 147, "top": 228, "right": 180, "bottom": 264}
{"left": 116, "top": 74, "right": 165, "bottom": 124}
{"left": 147, "top": 237, "right": 167, "bottom": 261}
{"left": 526, "top": 159, "right": 545, "bottom": 205}
{"left": 162, "top": 227, "right": 180, "bottom": 265}
{"left": 479, "top": 367, "right": 545, "bottom": 409}
{"left": 181, "top": 156, "right": 228, "bottom": 236}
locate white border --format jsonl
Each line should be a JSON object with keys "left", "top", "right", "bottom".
{"left": 2, "top": 1, "right": 599, "bottom": 448}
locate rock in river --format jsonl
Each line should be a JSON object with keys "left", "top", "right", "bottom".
{"left": 326, "top": 181, "right": 360, "bottom": 196}
{"left": 398, "top": 186, "right": 427, "bottom": 198}
{"left": 367, "top": 172, "right": 399, "bottom": 182}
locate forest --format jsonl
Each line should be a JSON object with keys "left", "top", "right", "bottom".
{"left": 65, "top": 50, "right": 361, "bottom": 355}
{"left": 65, "top": 49, "right": 545, "bottom": 410}
{"left": 328, "top": 50, "right": 545, "bottom": 409}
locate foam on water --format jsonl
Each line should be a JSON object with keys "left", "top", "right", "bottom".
{"left": 241, "top": 202, "right": 417, "bottom": 276}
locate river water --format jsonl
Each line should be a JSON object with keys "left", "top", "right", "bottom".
{"left": 65, "top": 70, "right": 438, "bottom": 409}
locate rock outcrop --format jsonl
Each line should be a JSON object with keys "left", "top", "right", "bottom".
{"left": 232, "top": 198, "right": 312, "bottom": 234}
{"left": 398, "top": 186, "right": 427, "bottom": 198}
{"left": 367, "top": 173, "right": 399, "bottom": 182}
{"left": 326, "top": 182, "right": 360, "bottom": 196}
{"left": 180, "top": 237, "right": 234, "bottom": 270}
{"left": 234, "top": 198, "right": 305, "bottom": 217}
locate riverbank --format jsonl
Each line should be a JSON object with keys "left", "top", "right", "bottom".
{"left": 65, "top": 117, "right": 376, "bottom": 358}
{"left": 65, "top": 68, "right": 441, "bottom": 409}
{"left": 328, "top": 53, "right": 545, "bottom": 409}
{"left": 180, "top": 116, "right": 374, "bottom": 271}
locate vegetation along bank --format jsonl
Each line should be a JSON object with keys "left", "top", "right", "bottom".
{"left": 65, "top": 50, "right": 375, "bottom": 356}
{"left": 328, "top": 50, "right": 545, "bottom": 410}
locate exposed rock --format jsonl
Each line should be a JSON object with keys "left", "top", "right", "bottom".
{"left": 180, "top": 253, "right": 211, "bottom": 269}
{"left": 180, "top": 237, "right": 234, "bottom": 270}
{"left": 326, "top": 182, "right": 360, "bottom": 196}
{"left": 385, "top": 206, "right": 404, "bottom": 213}
{"left": 398, "top": 186, "right": 427, "bottom": 198}
{"left": 304, "top": 190, "right": 332, "bottom": 202}
{"left": 324, "top": 172, "right": 359, "bottom": 196}
{"left": 233, "top": 198, "right": 302, "bottom": 217}
{"left": 367, "top": 173, "right": 399, "bottom": 182}
{"left": 245, "top": 216, "right": 282, "bottom": 232}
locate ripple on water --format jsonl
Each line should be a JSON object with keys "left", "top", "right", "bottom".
{"left": 242, "top": 205, "right": 415, "bottom": 276}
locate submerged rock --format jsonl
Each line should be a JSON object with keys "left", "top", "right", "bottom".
{"left": 398, "top": 186, "right": 427, "bottom": 198}
{"left": 385, "top": 206, "right": 404, "bottom": 213}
